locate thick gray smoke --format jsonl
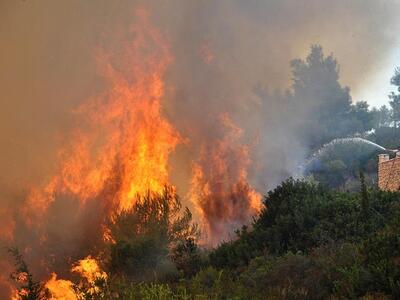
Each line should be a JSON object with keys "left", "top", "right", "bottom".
{"left": 1, "top": 0, "right": 400, "bottom": 297}
{"left": 158, "top": 0, "right": 400, "bottom": 191}
{"left": 2, "top": 0, "right": 399, "bottom": 193}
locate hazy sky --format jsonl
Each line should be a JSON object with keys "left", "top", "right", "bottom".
{"left": 353, "top": 46, "right": 400, "bottom": 108}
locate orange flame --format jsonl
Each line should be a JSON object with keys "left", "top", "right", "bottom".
{"left": 45, "top": 273, "right": 77, "bottom": 300}
{"left": 190, "top": 114, "right": 261, "bottom": 245}
{"left": 44, "top": 256, "right": 106, "bottom": 300}
{"left": 3, "top": 9, "right": 265, "bottom": 298}
{"left": 71, "top": 256, "right": 107, "bottom": 285}
{"left": 23, "top": 10, "right": 180, "bottom": 226}
{"left": 10, "top": 288, "right": 20, "bottom": 300}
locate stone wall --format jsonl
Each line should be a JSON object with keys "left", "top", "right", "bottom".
{"left": 378, "top": 155, "right": 400, "bottom": 191}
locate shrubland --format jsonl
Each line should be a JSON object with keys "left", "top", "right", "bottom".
{"left": 10, "top": 178, "right": 400, "bottom": 299}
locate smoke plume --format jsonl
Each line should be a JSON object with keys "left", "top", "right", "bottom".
{"left": 0, "top": 0, "right": 400, "bottom": 297}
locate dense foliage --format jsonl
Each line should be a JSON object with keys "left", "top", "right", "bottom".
{"left": 11, "top": 178, "right": 400, "bottom": 299}
{"left": 293, "top": 48, "right": 400, "bottom": 190}
{"left": 206, "top": 179, "right": 400, "bottom": 299}
{"left": 106, "top": 187, "right": 199, "bottom": 281}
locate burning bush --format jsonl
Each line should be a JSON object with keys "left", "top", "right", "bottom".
{"left": 9, "top": 188, "right": 201, "bottom": 299}
{"left": 8, "top": 248, "right": 48, "bottom": 300}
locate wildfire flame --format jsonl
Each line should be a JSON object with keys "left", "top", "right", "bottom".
{"left": 44, "top": 256, "right": 106, "bottom": 300}
{"left": 23, "top": 10, "right": 180, "bottom": 226}
{"left": 45, "top": 273, "right": 77, "bottom": 300}
{"left": 3, "top": 8, "right": 262, "bottom": 298}
{"left": 6, "top": 11, "right": 182, "bottom": 298}
{"left": 190, "top": 114, "right": 261, "bottom": 245}
{"left": 71, "top": 256, "right": 107, "bottom": 285}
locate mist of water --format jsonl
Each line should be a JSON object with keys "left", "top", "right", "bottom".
{"left": 302, "top": 137, "right": 392, "bottom": 174}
